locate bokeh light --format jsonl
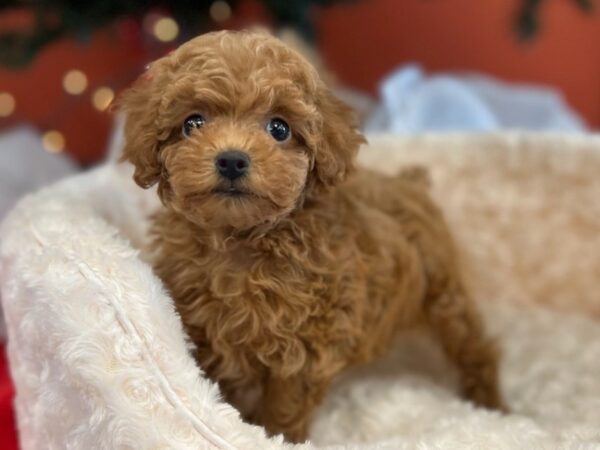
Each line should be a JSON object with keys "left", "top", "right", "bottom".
{"left": 153, "top": 17, "right": 179, "bottom": 42}
{"left": 210, "top": 1, "right": 232, "bottom": 22}
{"left": 0, "top": 92, "right": 16, "bottom": 117}
{"left": 63, "top": 70, "right": 88, "bottom": 95}
{"left": 42, "top": 130, "right": 66, "bottom": 153}
{"left": 92, "top": 87, "right": 115, "bottom": 111}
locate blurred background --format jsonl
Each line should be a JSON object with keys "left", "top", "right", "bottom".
{"left": 0, "top": 0, "right": 599, "bottom": 163}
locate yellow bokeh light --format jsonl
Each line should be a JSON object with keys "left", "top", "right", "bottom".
{"left": 210, "top": 1, "right": 232, "bottom": 22}
{"left": 153, "top": 17, "right": 179, "bottom": 42}
{"left": 63, "top": 70, "right": 88, "bottom": 95}
{"left": 92, "top": 87, "right": 115, "bottom": 111}
{"left": 0, "top": 92, "right": 16, "bottom": 117}
{"left": 42, "top": 130, "right": 66, "bottom": 153}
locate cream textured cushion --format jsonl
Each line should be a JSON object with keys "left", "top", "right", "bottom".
{"left": 1, "top": 134, "right": 599, "bottom": 449}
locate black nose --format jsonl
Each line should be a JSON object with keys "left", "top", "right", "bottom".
{"left": 215, "top": 150, "right": 250, "bottom": 180}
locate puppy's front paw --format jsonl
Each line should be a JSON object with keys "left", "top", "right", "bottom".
{"left": 466, "top": 383, "right": 509, "bottom": 413}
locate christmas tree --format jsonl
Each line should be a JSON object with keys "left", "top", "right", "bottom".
{"left": 0, "top": 0, "right": 356, "bottom": 68}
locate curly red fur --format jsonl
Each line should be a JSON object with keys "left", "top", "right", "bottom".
{"left": 120, "top": 30, "right": 505, "bottom": 442}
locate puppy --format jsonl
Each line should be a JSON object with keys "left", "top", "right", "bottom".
{"left": 121, "top": 30, "right": 505, "bottom": 443}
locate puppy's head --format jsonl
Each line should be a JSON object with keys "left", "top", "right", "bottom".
{"left": 120, "top": 30, "right": 364, "bottom": 230}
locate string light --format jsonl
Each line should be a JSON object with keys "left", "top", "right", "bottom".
{"left": 92, "top": 87, "right": 115, "bottom": 111}
{"left": 210, "top": 1, "right": 232, "bottom": 22}
{"left": 153, "top": 17, "right": 179, "bottom": 42}
{"left": 63, "top": 70, "right": 88, "bottom": 95}
{"left": 42, "top": 130, "right": 65, "bottom": 153}
{"left": 0, "top": 92, "right": 15, "bottom": 117}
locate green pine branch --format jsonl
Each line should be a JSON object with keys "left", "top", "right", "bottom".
{"left": 517, "top": 0, "right": 596, "bottom": 41}
{"left": 0, "top": 0, "right": 355, "bottom": 68}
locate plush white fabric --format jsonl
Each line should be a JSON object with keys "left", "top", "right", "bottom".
{"left": 1, "top": 134, "right": 599, "bottom": 450}
{"left": 0, "top": 126, "right": 77, "bottom": 341}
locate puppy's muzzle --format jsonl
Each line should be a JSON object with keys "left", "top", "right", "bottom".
{"left": 215, "top": 150, "right": 250, "bottom": 180}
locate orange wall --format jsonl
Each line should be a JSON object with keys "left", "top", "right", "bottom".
{"left": 317, "top": 0, "right": 600, "bottom": 128}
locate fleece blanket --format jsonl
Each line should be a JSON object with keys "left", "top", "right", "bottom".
{"left": 1, "top": 133, "right": 599, "bottom": 449}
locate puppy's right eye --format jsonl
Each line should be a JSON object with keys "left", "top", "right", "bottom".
{"left": 182, "top": 114, "right": 206, "bottom": 137}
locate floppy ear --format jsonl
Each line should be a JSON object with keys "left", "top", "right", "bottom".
{"left": 118, "top": 64, "right": 167, "bottom": 189}
{"left": 312, "top": 86, "right": 366, "bottom": 189}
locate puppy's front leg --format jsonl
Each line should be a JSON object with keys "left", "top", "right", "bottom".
{"left": 258, "top": 374, "right": 330, "bottom": 443}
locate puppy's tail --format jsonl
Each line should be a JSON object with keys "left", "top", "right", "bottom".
{"left": 396, "top": 165, "right": 432, "bottom": 190}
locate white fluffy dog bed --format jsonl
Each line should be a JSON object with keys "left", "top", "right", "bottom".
{"left": 1, "top": 134, "right": 600, "bottom": 449}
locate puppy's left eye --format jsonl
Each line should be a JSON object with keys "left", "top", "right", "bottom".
{"left": 266, "top": 118, "right": 291, "bottom": 142}
{"left": 182, "top": 114, "right": 206, "bottom": 137}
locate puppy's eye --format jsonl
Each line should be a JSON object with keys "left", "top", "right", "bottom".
{"left": 182, "top": 114, "right": 206, "bottom": 137}
{"left": 266, "top": 118, "right": 291, "bottom": 142}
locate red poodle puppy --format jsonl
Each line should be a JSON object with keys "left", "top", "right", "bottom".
{"left": 121, "top": 30, "right": 505, "bottom": 442}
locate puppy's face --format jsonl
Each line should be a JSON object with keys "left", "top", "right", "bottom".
{"left": 121, "top": 30, "right": 364, "bottom": 230}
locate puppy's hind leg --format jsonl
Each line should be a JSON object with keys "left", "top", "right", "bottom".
{"left": 424, "top": 282, "right": 507, "bottom": 411}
